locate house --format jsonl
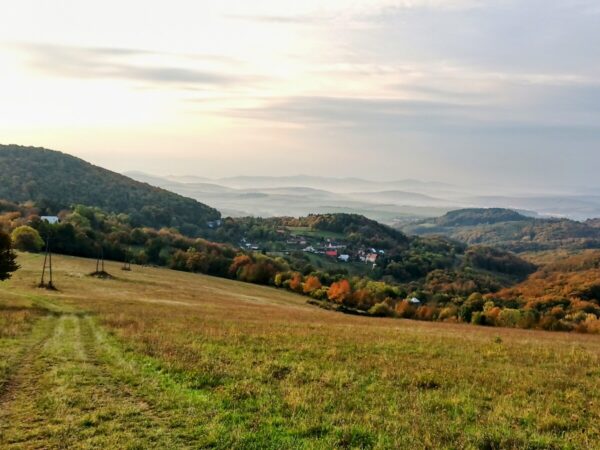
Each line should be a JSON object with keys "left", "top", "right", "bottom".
{"left": 206, "top": 219, "right": 222, "bottom": 228}
{"left": 40, "top": 216, "right": 59, "bottom": 224}
{"left": 303, "top": 245, "right": 316, "bottom": 253}
{"left": 365, "top": 253, "right": 378, "bottom": 264}
{"left": 408, "top": 297, "right": 421, "bottom": 305}
{"left": 325, "top": 249, "right": 338, "bottom": 257}
{"left": 338, "top": 254, "right": 350, "bottom": 262}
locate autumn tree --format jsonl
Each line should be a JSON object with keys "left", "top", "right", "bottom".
{"left": 303, "top": 275, "right": 322, "bottom": 294}
{"left": 289, "top": 272, "right": 304, "bottom": 293}
{"left": 11, "top": 225, "right": 44, "bottom": 252}
{"left": 328, "top": 279, "right": 352, "bottom": 304}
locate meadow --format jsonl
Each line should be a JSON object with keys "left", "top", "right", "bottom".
{"left": 0, "top": 253, "right": 599, "bottom": 449}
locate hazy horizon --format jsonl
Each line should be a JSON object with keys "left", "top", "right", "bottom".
{"left": 2, "top": 1, "right": 599, "bottom": 189}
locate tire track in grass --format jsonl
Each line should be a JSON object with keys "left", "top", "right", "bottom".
{"left": 0, "top": 314, "right": 184, "bottom": 449}
{"left": 83, "top": 316, "right": 221, "bottom": 448}
{"left": 0, "top": 314, "right": 58, "bottom": 407}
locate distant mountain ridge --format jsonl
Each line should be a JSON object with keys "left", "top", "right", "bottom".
{"left": 161, "top": 174, "right": 456, "bottom": 193}
{"left": 0, "top": 145, "right": 220, "bottom": 234}
{"left": 125, "top": 171, "right": 458, "bottom": 222}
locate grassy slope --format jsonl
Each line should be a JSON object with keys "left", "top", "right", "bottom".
{"left": 0, "top": 254, "right": 599, "bottom": 449}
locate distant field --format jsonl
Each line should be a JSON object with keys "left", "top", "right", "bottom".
{"left": 287, "top": 226, "right": 345, "bottom": 240}
{"left": 1, "top": 253, "right": 599, "bottom": 449}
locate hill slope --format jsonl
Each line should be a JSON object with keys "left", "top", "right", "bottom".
{"left": 1, "top": 253, "right": 599, "bottom": 448}
{"left": 0, "top": 145, "right": 220, "bottom": 234}
{"left": 433, "top": 208, "right": 529, "bottom": 227}
{"left": 399, "top": 208, "right": 600, "bottom": 252}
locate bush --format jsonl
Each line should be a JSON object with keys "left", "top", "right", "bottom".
{"left": 395, "top": 300, "right": 416, "bottom": 318}
{"left": 497, "top": 308, "right": 521, "bottom": 327}
{"left": 368, "top": 302, "right": 394, "bottom": 317}
{"left": 10, "top": 225, "right": 44, "bottom": 252}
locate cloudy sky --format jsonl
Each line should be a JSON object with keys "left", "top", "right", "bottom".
{"left": 1, "top": 0, "right": 599, "bottom": 188}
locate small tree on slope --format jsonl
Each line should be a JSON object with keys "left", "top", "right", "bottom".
{"left": 0, "top": 231, "right": 18, "bottom": 281}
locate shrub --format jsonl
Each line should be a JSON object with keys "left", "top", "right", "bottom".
{"left": 395, "top": 300, "right": 416, "bottom": 318}
{"left": 368, "top": 302, "right": 394, "bottom": 317}
{"left": 497, "top": 308, "right": 521, "bottom": 328}
{"left": 415, "top": 305, "right": 438, "bottom": 321}
{"left": 438, "top": 306, "right": 458, "bottom": 321}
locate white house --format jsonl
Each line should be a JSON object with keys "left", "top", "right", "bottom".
{"left": 365, "top": 253, "right": 378, "bottom": 264}
{"left": 338, "top": 254, "right": 350, "bottom": 262}
{"left": 408, "top": 297, "right": 421, "bottom": 305}
{"left": 40, "top": 216, "right": 59, "bottom": 224}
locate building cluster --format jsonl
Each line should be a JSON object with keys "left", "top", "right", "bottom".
{"left": 239, "top": 230, "right": 386, "bottom": 267}
{"left": 301, "top": 239, "right": 385, "bottom": 265}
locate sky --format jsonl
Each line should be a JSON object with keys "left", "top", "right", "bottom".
{"left": 1, "top": 0, "right": 599, "bottom": 188}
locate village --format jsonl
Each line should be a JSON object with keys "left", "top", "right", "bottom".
{"left": 239, "top": 228, "right": 386, "bottom": 267}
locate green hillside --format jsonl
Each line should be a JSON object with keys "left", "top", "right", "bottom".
{"left": 400, "top": 208, "right": 600, "bottom": 252}
{"left": 0, "top": 145, "right": 220, "bottom": 235}
{"left": 434, "top": 208, "right": 528, "bottom": 227}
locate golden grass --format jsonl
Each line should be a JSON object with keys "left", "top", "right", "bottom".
{"left": 1, "top": 253, "right": 600, "bottom": 449}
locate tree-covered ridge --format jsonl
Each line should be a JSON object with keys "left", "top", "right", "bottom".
{"left": 434, "top": 208, "right": 529, "bottom": 227}
{"left": 400, "top": 208, "right": 600, "bottom": 252}
{"left": 0, "top": 145, "right": 220, "bottom": 235}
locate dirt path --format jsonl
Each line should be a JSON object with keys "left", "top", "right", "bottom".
{"left": 0, "top": 313, "right": 189, "bottom": 449}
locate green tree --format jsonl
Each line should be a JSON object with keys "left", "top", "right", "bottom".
{"left": 11, "top": 225, "right": 45, "bottom": 252}
{"left": 0, "top": 231, "right": 18, "bottom": 280}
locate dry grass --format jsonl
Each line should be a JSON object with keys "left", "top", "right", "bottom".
{"left": 1, "top": 252, "right": 600, "bottom": 449}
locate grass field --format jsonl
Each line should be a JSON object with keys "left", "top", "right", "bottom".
{"left": 287, "top": 227, "right": 345, "bottom": 240}
{"left": 0, "top": 253, "right": 599, "bottom": 449}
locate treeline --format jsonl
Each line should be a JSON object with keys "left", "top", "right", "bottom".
{"left": 2, "top": 202, "right": 599, "bottom": 333}
{"left": 280, "top": 213, "right": 409, "bottom": 249}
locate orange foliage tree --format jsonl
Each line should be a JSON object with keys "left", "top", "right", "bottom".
{"left": 328, "top": 279, "right": 352, "bottom": 304}
{"left": 303, "top": 275, "right": 322, "bottom": 294}
{"left": 289, "top": 272, "right": 304, "bottom": 293}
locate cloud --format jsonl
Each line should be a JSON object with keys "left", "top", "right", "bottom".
{"left": 11, "top": 42, "right": 245, "bottom": 88}
{"left": 224, "top": 0, "right": 480, "bottom": 27}
{"left": 225, "top": 14, "right": 322, "bottom": 25}
{"left": 227, "top": 86, "right": 600, "bottom": 135}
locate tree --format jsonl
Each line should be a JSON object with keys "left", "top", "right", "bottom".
{"left": 303, "top": 275, "right": 322, "bottom": 294}
{"left": 289, "top": 272, "right": 303, "bottom": 293}
{"left": 0, "top": 231, "right": 18, "bottom": 281}
{"left": 11, "top": 225, "right": 44, "bottom": 252}
{"left": 328, "top": 279, "right": 352, "bottom": 304}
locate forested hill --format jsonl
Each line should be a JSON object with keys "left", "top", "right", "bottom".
{"left": 433, "top": 208, "right": 528, "bottom": 227}
{"left": 399, "top": 208, "right": 600, "bottom": 252}
{"left": 0, "top": 145, "right": 220, "bottom": 234}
